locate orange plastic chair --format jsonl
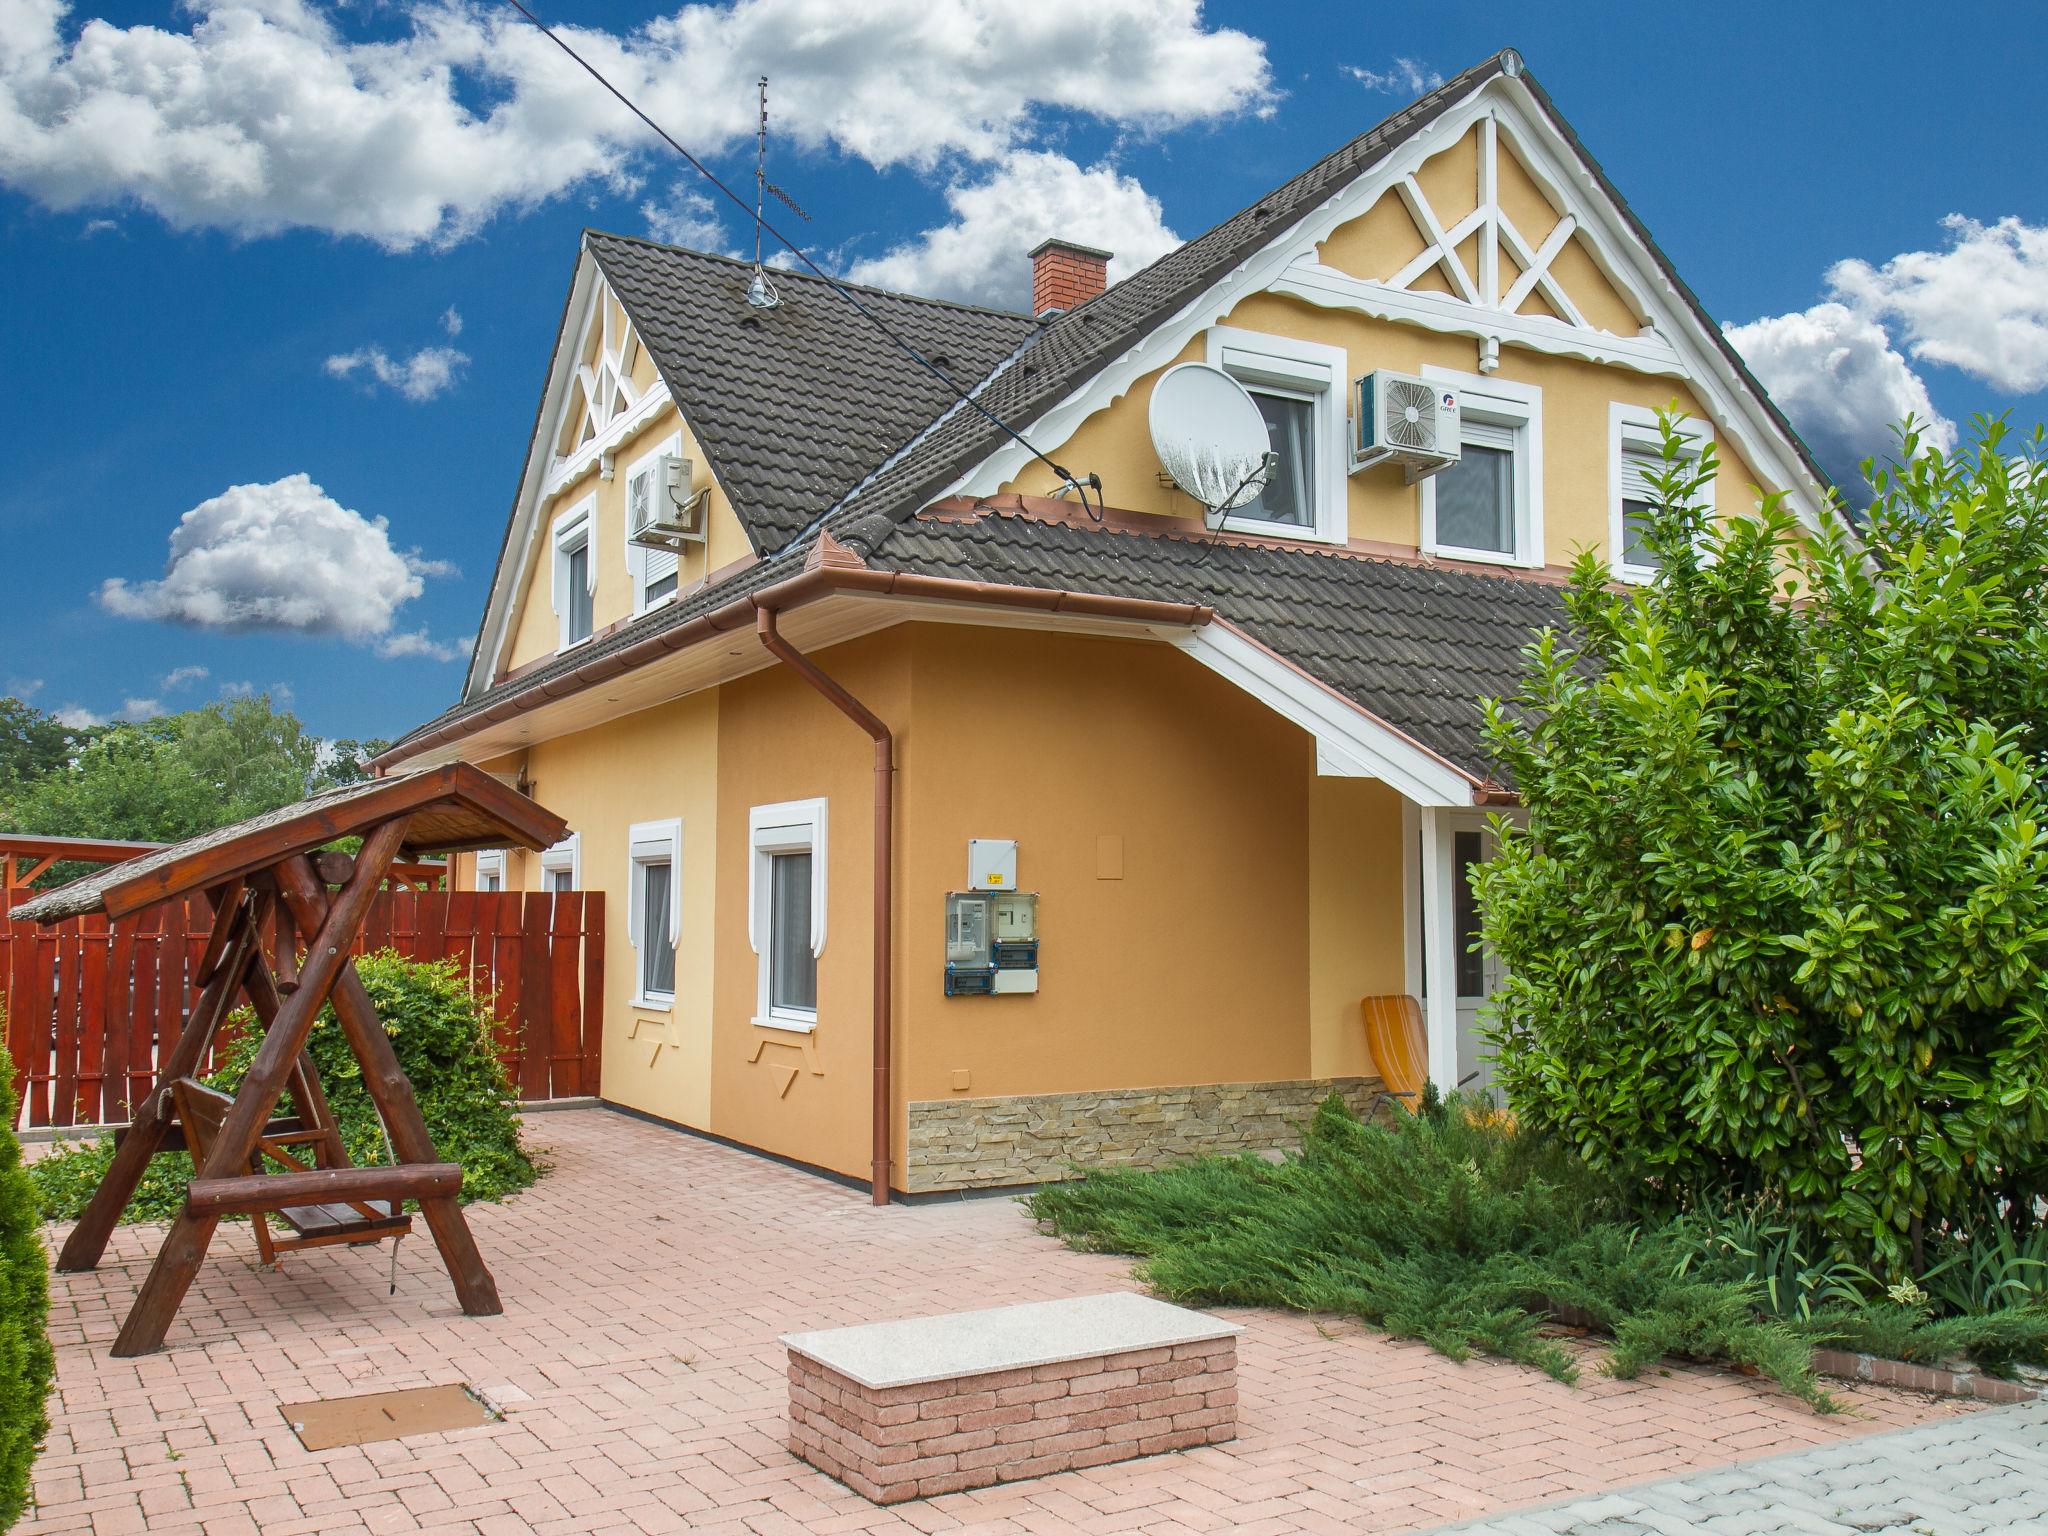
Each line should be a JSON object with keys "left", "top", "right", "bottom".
{"left": 1361, "top": 994, "right": 1427, "bottom": 1107}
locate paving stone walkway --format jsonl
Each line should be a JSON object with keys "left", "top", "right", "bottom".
{"left": 1423, "top": 1399, "right": 2048, "bottom": 1535}
{"left": 24, "top": 1108, "right": 1971, "bottom": 1534}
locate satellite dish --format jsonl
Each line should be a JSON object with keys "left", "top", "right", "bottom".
{"left": 1148, "top": 362, "right": 1276, "bottom": 526}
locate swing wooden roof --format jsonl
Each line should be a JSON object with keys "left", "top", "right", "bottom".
{"left": 10, "top": 763, "right": 566, "bottom": 924}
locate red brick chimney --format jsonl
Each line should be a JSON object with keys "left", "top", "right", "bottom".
{"left": 1029, "top": 238, "right": 1111, "bottom": 317}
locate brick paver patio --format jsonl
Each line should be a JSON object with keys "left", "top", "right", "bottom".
{"left": 24, "top": 1108, "right": 1969, "bottom": 1535}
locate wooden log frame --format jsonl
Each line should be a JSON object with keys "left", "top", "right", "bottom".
{"left": 14, "top": 763, "right": 568, "bottom": 1357}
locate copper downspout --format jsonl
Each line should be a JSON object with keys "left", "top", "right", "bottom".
{"left": 755, "top": 607, "right": 895, "bottom": 1207}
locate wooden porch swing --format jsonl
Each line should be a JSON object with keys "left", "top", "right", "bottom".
{"left": 9, "top": 763, "right": 567, "bottom": 1356}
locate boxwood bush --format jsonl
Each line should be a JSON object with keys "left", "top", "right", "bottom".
{"left": 28, "top": 952, "right": 540, "bottom": 1225}
{"left": 1, "top": 1034, "right": 55, "bottom": 1531}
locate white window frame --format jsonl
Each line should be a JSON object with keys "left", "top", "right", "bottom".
{"left": 1610, "top": 402, "right": 1713, "bottom": 584}
{"left": 474, "top": 849, "right": 505, "bottom": 893}
{"left": 1204, "top": 326, "right": 1349, "bottom": 545}
{"left": 627, "top": 818, "right": 681, "bottom": 1010}
{"left": 1419, "top": 366, "right": 1543, "bottom": 569}
{"left": 539, "top": 832, "right": 580, "bottom": 893}
{"left": 550, "top": 495, "right": 597, "bottom": 652}
{"left": 622, "top": 432, "right": 684, "bottom": 616}
{"left": 748, "top": 798, "right": 828, "bottom": 1034}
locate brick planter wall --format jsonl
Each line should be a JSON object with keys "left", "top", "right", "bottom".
{"left": 787, "top": 1335, "right": 1237, "bottom": 1504}
{"left": 905, "top": 1075, "right": 1383, "bottom": 1192}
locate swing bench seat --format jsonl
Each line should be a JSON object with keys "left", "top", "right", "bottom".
{"left": 171, "top": 1077, "right": 446, "bottom": 1257}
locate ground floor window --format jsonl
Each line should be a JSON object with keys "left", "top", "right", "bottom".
{"left": 628, "top": 819, "right": 680, "bottom": 1007}
{"left": 749, "top": 798, "right": 827, "bottom": 1031}
{"left": 475, "top": 849, "right": 505, "bottom": 893}
{"left": 540, "top": 832, "right": 579, "bottom": 894}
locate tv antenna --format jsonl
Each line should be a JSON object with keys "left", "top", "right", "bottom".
{"left": 746, "top": 77, "right": 811, "bottom": 310}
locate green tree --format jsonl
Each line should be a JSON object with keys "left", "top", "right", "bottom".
{"left": 0, "top": 1034, "right": 55, "bottom": 1530}
{"left": 0, "top": 698, "right": 92, "bottom": 801}
{"left": 2, "top": 693, "right": 333, "bottom": 843}
{"left": 1477, "top": 416, "right": 2048, "bottom": 1273}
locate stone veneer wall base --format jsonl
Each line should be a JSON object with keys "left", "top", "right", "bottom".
{"left": 905, "top": 1075, "right": 1382, "bottom": 1193}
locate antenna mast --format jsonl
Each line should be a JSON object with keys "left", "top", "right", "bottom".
{"left": 746, "top": 76, "right": 780, "bottom": 309}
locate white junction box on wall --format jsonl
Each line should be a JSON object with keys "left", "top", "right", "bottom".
{"left": 968, "top": 838, "right": 1018, "bottom": 890}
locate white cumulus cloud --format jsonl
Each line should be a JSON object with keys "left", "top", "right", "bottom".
{"left": 376, "top": 627, "right": 470, "bottom": 662}
{"left": 160, "top": 664, "right": 209, "bottom": 690}
{"left": 1725, "top": 301, "right": 1957, "bottom": 492}
{"left": 1343, "top": 58, "right": 1442, "bottom": 95}
{"left": 0, "top": 0, "right": 1269, "bottom": 248}
{"left": 1826, "top": 215, "right": 2048, "bottom": 396}
{"left": 325, "top": 343, "right": 468, "bottom": 401}
{"left": 97, "top": 473, "right": 451, "bottom": 645}
{"left": 641, "top": 184, "right": 727, "bottom": 250}
{"left": 846, "top": 151, "right": 1179, "bottom": 309}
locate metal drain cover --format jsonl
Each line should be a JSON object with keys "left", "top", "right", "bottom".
{"left": 281, "top": 1384, "right": 497, "bottom": 1450}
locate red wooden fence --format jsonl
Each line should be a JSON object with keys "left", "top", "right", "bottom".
{"left": 2, "top": 890, "right": 604, "bottom": 1129}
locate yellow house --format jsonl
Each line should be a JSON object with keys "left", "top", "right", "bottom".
{"left": 376, "top": 51, "right": 1840, "bottom": 1202}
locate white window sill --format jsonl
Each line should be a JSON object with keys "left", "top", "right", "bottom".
{"left": 631, "top": 995, "right": 674, "bottom": 1014}
{"left": 751, "top": 1014, "right": 818, "bottom": 1036}
{"left": 1218, "top": 516, "right": 1343, "bottom": 546}
{"left": 1614, "top": 563, "right": 1659, "bottom": 585}
{"left": 632, "top": 591, "right": 679, "bottom": 618}
{"left": 556, "top": 633, "right": 596, "bottom": 656}
{"left": 1424, "top": 543, "right": 1540, "bottom": 570}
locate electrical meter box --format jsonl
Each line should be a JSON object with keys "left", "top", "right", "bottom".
{"left": 968, "top": 838, "right": 1018, "bottom": 890}
{"left": 944, "top": 890, "right": 1038, "bottom": 996}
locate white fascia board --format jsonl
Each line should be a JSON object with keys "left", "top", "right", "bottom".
{"left": 1171, "top": 622, "right": 1474, "bottom": 808}
{"left": 936, "top": 74, "right": 1833, "bottom": 542}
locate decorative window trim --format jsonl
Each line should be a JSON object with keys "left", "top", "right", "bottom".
{"left": 1610, "top": 402, "right": 1712, "bottom": 583}
{"left": 1203, "top": 326, "right": 1350, "bottom": 545}
{"left": 539, "top": 832, "right": 580, "bottom": 891}
{"left": 627, "top": 818, "right": 681, "bottom": 1011}
{"left": 550, "top": 496, "right": 598, "bottom": 653}
{"left": 622, "top": 432, "right": 684, "bottom": 616}
{"left": 474, "top": 849, "right": 505, "bottom": 892}
{"left": 747, "top": 798, "right": 827, "bottom": 1035}
{"left": 1418, "top": 366, "right": 1543, "bottom": 569}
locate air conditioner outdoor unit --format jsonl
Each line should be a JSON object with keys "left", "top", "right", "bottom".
{"left": 628, "top": 453, "right": 709, "bottom": 549}
{"left": 1351, "top": 370, "right": 1461, "bottom": 482}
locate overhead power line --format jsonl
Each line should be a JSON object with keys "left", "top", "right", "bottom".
{"left": 495, "top": 0, "right": 1102, "bottom": 527}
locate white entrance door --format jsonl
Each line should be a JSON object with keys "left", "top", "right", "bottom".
{"left": 1413, "top": 809, "right": 1506, "bottom": 1101}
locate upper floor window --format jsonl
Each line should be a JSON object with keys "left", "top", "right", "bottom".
{"left": 1420, "top": 368, "right": 1543, "bottom": 569}
{"left": 1204, "top": 327, "right": 1349, "bottom": 544}
{"left": 552, "top": 498, "right": 596, "bottom": 650}
{"left": 1610, "top": 404, "right": 1712, "bottom": 583}
{"left": 749, "top": 799, "right": 827, "bottom": 1033}
{"left": 628, "top": 819, "right": 680, "bottom": 1007}
{"left": 624, "top": 436, "right": 683, "bottom": 615}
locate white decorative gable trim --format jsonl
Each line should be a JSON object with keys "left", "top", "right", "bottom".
{"left": 945, "top": 71, "right": 1832, "bottom": 538}
{"left": 466, "top": 244, "right": 678, "bottom": 698}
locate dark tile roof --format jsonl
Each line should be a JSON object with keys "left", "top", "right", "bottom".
{"left": 587, "top": 234, "right": 1037, "bottom": 553}
{"left": 873, "top": 516, "right": 1565, "bottom": 777}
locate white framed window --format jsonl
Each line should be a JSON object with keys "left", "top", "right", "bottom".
{"left": 1204, "top": 326, "right": 1349, "bottom": 544}
{"left": 627, "top": 819, "right": 681, "bottom": 1008}
{"left": 622, "top": 434, "right": 683, "bottom": 615}
{"left": 474, "top": 849, "right": 505, "bottom": 893}
{"left": 539, "top": 832, "right": 580, "bottom": 894}
{"left": 551, "top": 496, "right": 597, "bottom": 651}
{"left": 748, "top": 798, "right": 827, "bottom": 1033}
{"left": 1610, "top": 403, "right": 1713, "bottom": 583}
{"left": 1419, "top": 367, "right": 1543, "bottom": 568}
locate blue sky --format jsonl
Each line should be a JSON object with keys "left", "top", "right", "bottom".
{"left": 3, "top": 0, "right": 2044, "bottom": 743}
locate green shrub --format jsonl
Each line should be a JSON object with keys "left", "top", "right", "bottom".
{"left": 29, "top": 952, "right": 539, "bottom": 1225}
{"left": 1030, "top": 1094, "right": 1836, "bottom": 1406}
{"left": 1, "top": 1036, "right": 55, "bottom": 1531}
{"left": 1476, "top": 417, "right": 2048, "bottom": 1274}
